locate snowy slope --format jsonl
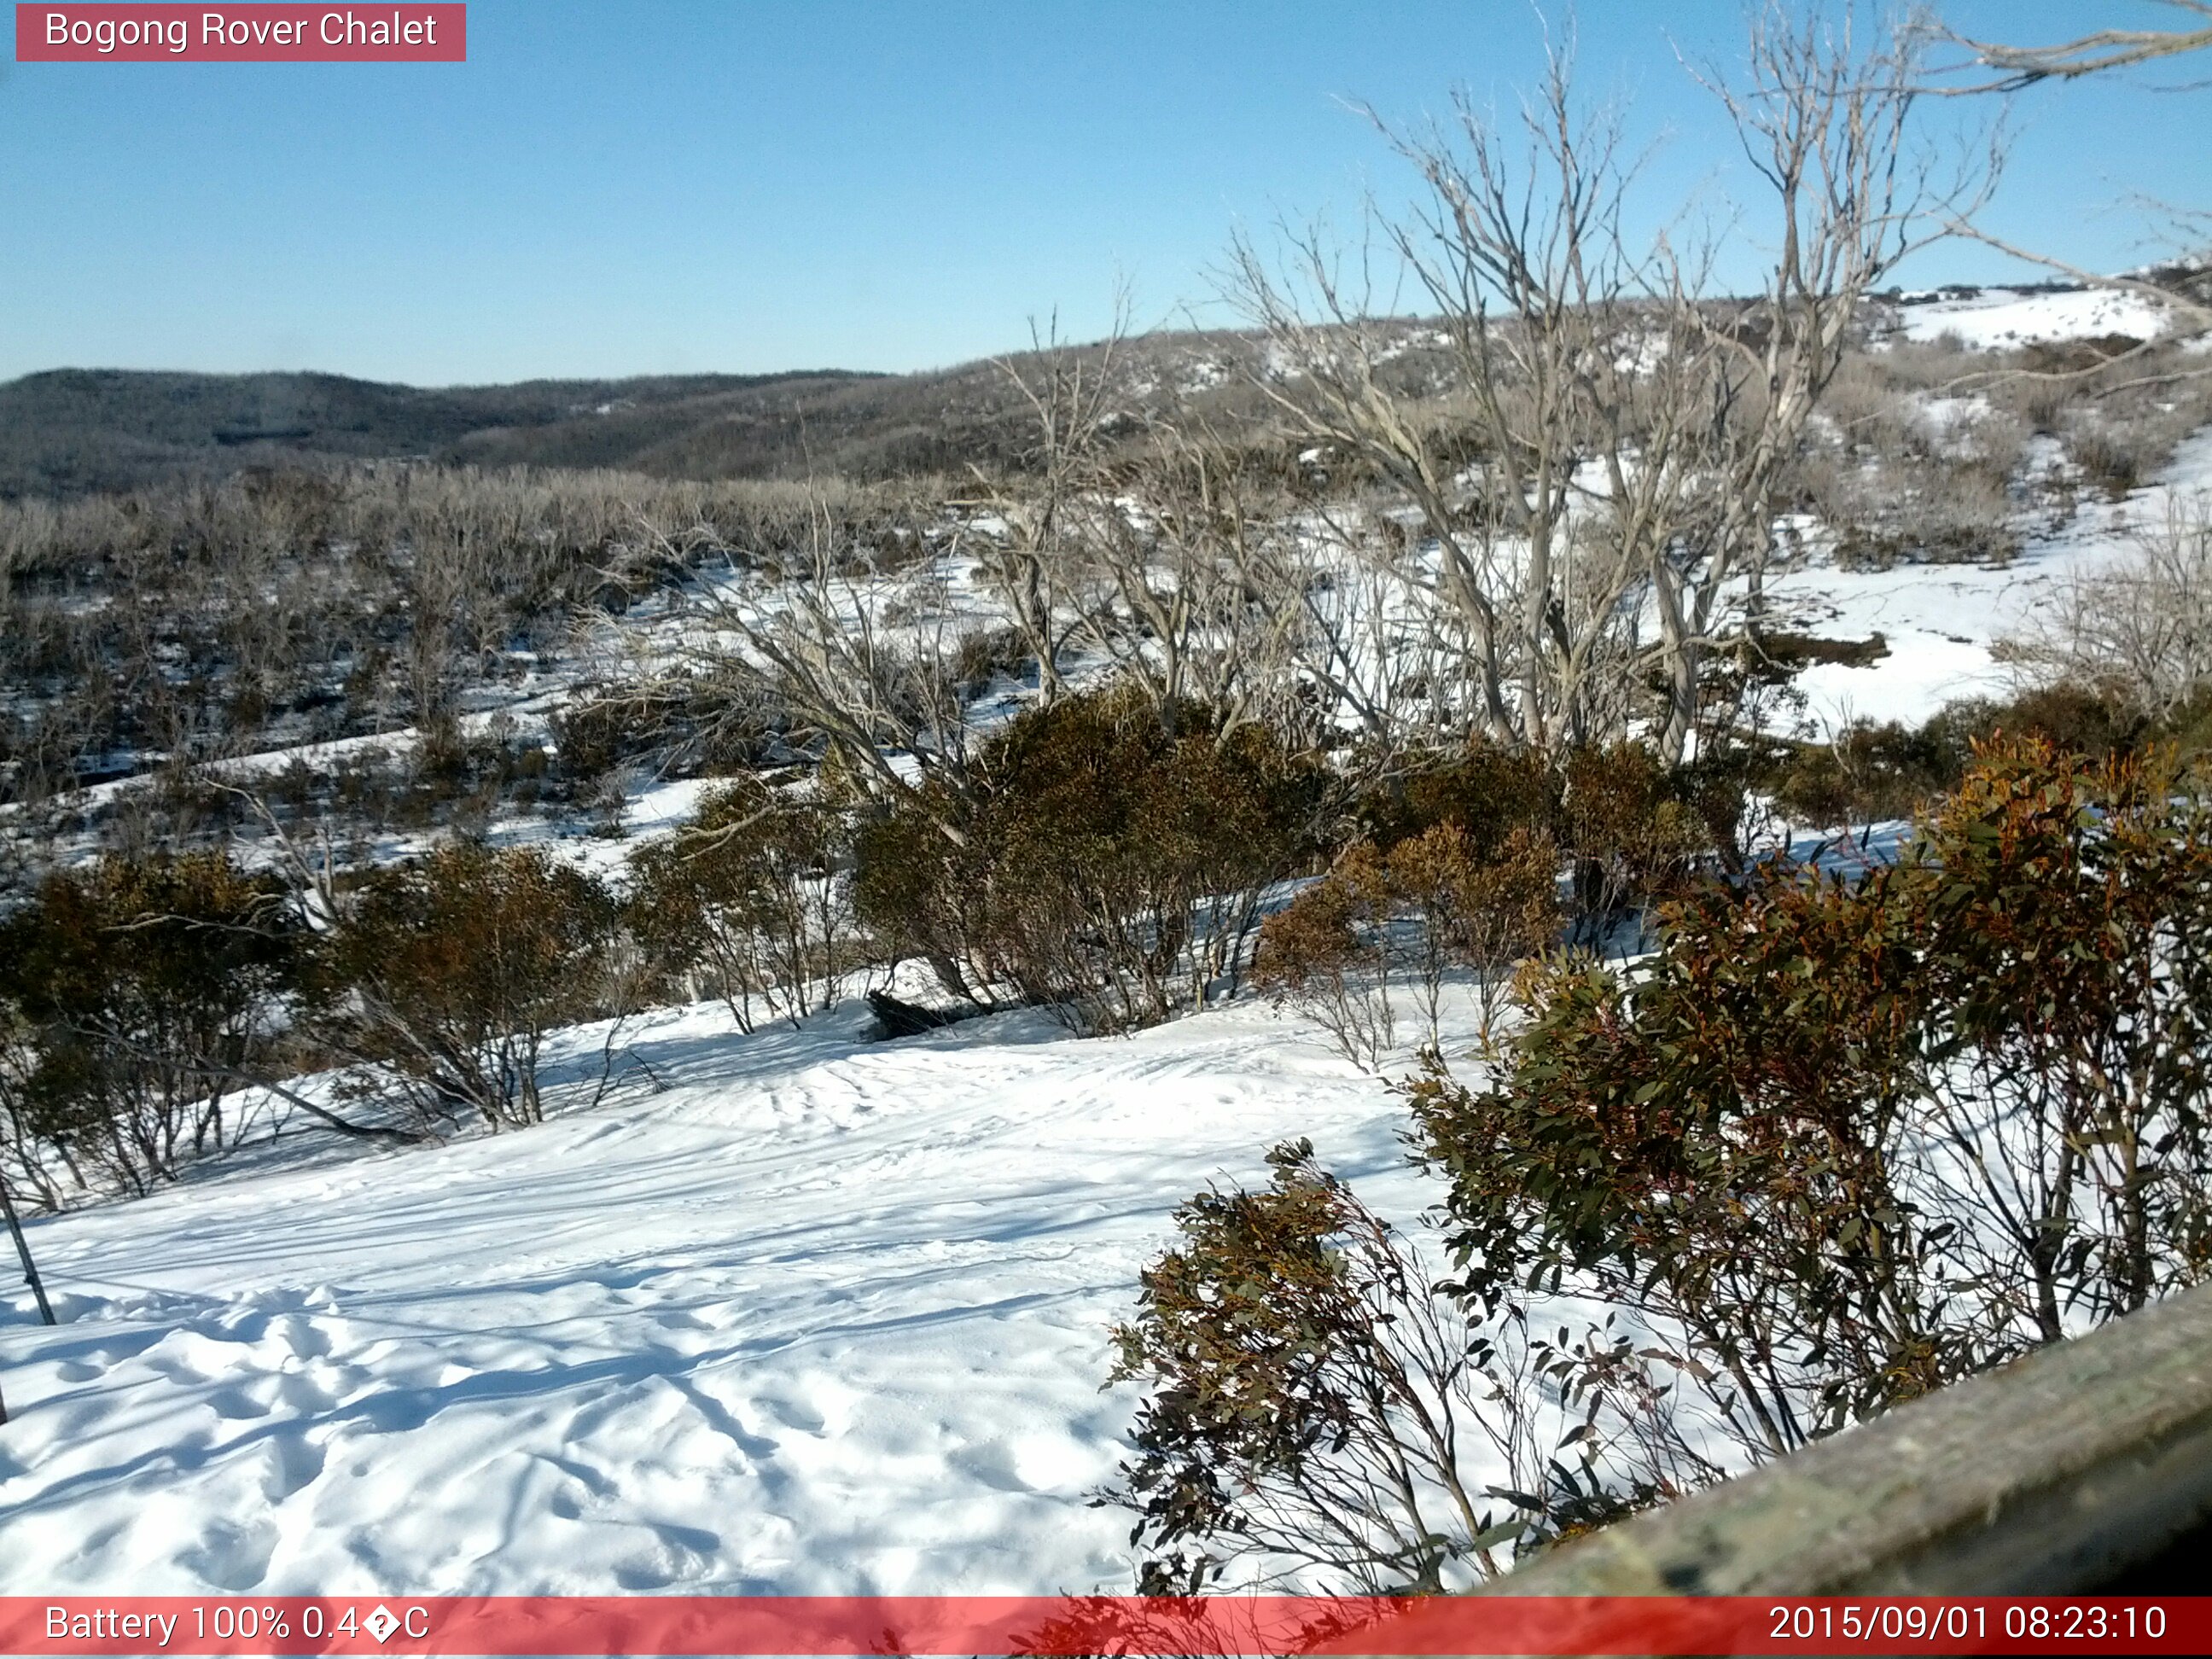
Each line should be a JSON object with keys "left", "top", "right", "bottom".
{"left": 0, "top": 992, "right": 1450, "bottom": 1596}
{"left": 1891, "top": 285, "right": 2181, "bottom": 348}
{"left": 1766, "top": 428, "right": 2212, "bottom": 729}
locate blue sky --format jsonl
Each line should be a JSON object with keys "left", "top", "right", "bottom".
{"left": 2, "top": 1, "right": 2205, "bottom": 385}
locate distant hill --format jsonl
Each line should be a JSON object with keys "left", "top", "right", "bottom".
{"left": 11, "top": 273, "right": 2208, "bottom": 500}
{"left": 0, "top": 332, "right": 1286, "bottom": 498}
{"left": 0, "top": 367, "right": 902, "bottom": 498}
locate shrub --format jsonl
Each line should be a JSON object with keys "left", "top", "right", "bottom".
{"left": 0, "top": 853, "right": 296, "bottom": 1195}
{"left": 0, "top": 1005, "right": 62, "bottom": 1212}
{"left": 555, "top": 680, "right": 793, "bottom": 782}
{"left": 1772, "top": 684, "right": 2149, "bottom": 830}
{"left": 949, "top": 623, "right": 1033, "bottom": 697}
{"left": 1413, "top": 737, "right": 2212, "bottom": 1466}
{"left": 1109, "top": 1140, "right": 1682, "bottom": 1593}
{"left": 1361, "top": 742, "right": 1557, "bottom": 854}
{"left": 1254, "top": 824, "right": 1559, "bottom": 1066}
{"left": 853, "top": 689, "right": 1324, "bottom": 1031}
{"left": 1416, "top": 825, "right": 1560, "bottom": 1051}
{"left": 851, "top": 784, "right": 1003, "bottom": 1005}
{"left": 1360, "top": 739, "right": 1697, "bottom": 952}
{"left": 0, "top": 463, "right": 899, "bottom": 813}
{"left": 550, "top": 696, "right": 655, "bottom": 782}
{"left": 1557, "top": 742, "right": 1710, "bottom": 932}
{"left": 1968, "top": 681, "right": 2146, "bottom": 757}
{"left": 630, "top": 778, "right": 856, "bottom": 1030}
{"left": 986, "top": 696, "right": 1323, "bottom": 1030}
{"left": 313, "top": 842, "right": 619, "bottom": 1129}
{"left": 1251, "top": 843, "right": 1396, "bottom": 1071}
{"left": 1904, "top": 740, "right": 2212, "bottom": 1330}
{"left": 1796, "top": 440, "right": 2020, "bottom": 569}
{"left": 1126, "top": 739, "right": 2212, "bottom": 1591}
{"left": 1770, "top": 718, "right": 1967, "bottom": 828}
{"left": 2066, "top": 422, "right": 2145, "bottom": 499}
{"left": 2000, "top": 494, "right": 2212, "bottom": 721}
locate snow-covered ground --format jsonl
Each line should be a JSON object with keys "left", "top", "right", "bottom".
{"left": 0, "top": 988, "right": 1451, "bottom": 1595}
{"left": 1767, "top": 427, "right": 2212, "bottom": 729}
{"left": 1890, "top": 283, "right": 2182, "bottom": 349}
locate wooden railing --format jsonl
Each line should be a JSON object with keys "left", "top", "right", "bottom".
{"left": 1473, "top": 1279, "right": 2212, "bottom": 1595}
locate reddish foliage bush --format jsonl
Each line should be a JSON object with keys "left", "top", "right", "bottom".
{"left": 1254, "top": 821, "right": 1559, "bottom": 1067}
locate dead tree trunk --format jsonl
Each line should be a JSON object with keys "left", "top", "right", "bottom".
{"left": 0, "top": 1174, "right": 59, "bottom": 1429}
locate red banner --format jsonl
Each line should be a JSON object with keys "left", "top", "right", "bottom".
{"left": 0, "top": 1596, "right": 2204, "bottom": 1656}
{"left": 15, "top": 4, "right": 464, "bottom": 61}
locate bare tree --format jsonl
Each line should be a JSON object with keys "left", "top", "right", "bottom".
{"left": 680, "top": 515, "right": 1001, "bottom": 852}
{"left": 655, "top": 379, "right": 1306, "bottom": 856}
{"left": 1248, "top": 499, "right": 1470, "bottom": 773}
{"left": 1061, "top": 423, "right": 1309, "bottom": 740}
{"left": 1231, "top": 9, "right": 1995, "bottom": 764}
{"left": 1225, "top": 43, "right": 1657, "bottom": 754}
{"left": 1663, "top": 3, "right": 2001, "bottom": 759}
{"left": 1941, "top": 1, "right": 2212, "bottom": 90}
{"left": 2002, "top": 491, "right": 2212, "bottom": 713}
{"left": 973, "top": 307, "right": 1323, "bottom": 747}
{"left": 966, "top": 304, "right": 1136, "bottom": 703}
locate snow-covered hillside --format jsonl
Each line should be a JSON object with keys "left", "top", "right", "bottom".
{"left": 1772, "top": 427, "right": 2212, "bottom": 727}
{"left": 1889, "top": 283, "right": 2184, "bottom": 348}
{"left": 0, "top": 988, "right": 1440, "bottom": 1595}
{"left": 8, "top": 439, "right": 2212, "bottom": 1594}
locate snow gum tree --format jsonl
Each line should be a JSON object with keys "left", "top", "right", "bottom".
{"left": 1228, "top": 4, "right": 1996, "bottom": 762}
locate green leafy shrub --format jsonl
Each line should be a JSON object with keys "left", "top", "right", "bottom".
{"left": 1392, "top": 823, "right": 1560, "bottom": 1050}
{"left": 1362, "top": 739, "right": 1708, "bottom": 945}
{"left": 1122, "top": 739, "right": 2212, "bottom": 1588}
{"left": 1250, "top": 842, "right": 1397, "bottom": 1070}
{"left": 1109, "top": 1139, "right": 1697, "bottom": 1593}
{"left": 1771, "top": 684, "right": 2149, "bottom": 830}
{"left": 1414, "top": 736, "right": 2212, "bottom": 1463}
{"left": 1769, "top": 717, "right": 1969, "bottom": 827}
{"left": 850, "top": 783, "right": 1003, "bottom": 1006}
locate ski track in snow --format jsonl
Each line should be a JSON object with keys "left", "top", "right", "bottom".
{"left": 0, "top": 995, "right": 1440, "bottom": 1595}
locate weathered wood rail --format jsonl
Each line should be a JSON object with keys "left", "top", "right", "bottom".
{"left": 1477, "top": 1279, "right": 2212, "bottom": 1596}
